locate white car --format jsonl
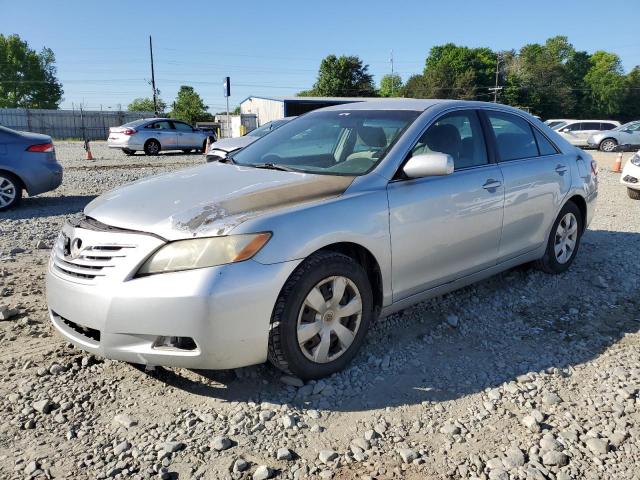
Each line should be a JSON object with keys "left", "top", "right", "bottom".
{"left": 556, "top": 120, "right": 621, "bottom": 147}
{"left": 545, "top": 119, "right": 575, "bottom": 130}
{"left": 621, "top": 150, "right": 640, "bottom": 199}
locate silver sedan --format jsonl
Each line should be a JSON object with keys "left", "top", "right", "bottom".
{"left": 107, "top": 118, "right": 214, "bottom": 156}
{"left": 47, "top": 100, "right": 597, "bottom": 379}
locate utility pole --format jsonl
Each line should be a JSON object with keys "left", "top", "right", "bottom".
{"left": 489, "top": 52, "right": 503, "bottom": 103}
{"left": 390, "top": 50, "right": 395, "bottom": 97}
{"left": 149, "top": 35, "right": 158, "bottom": 116}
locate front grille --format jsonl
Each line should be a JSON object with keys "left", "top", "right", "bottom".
{"left": 52, "top": 235, "right": 135, "bottom": 282}
{"left": 53, "top": 311, "right": 101, "bottom": 343}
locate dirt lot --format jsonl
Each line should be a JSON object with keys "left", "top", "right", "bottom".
{"left": 1, "top": 142, "right": 639, "bottom": 480}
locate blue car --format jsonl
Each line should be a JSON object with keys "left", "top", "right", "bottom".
{"left": 0, "top": 125, "right": 63, "bottom": 210}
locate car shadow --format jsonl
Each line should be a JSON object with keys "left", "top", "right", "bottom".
{"left": 1, "top": 195, "right": 96, "bottom": 220}
{"left": 138, "top": 228, "right": 640, "bottom": 412}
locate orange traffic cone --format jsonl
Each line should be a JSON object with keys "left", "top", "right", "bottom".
{"left": 203, "top": 136, "right": 211, "bottom": 155}
{"left": 84, "top": 140, "right": 94, "bottom": 161}
{"left": 612, "top": 152, "right": 622, "bottom": 173}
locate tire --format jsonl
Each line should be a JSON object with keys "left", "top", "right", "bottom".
{"left": 182, "top": 149, "right": 193, "bottom": 154}
{"left": 268, "top": 251, "right": 373, "bottom": 380}
{"left": 0, "top": 172, "right": 23, "bottom": 211}
{"left": 599, "top": 138, "right": 617, "bottom": 152}
{"left": 144, "top": 139, "right": 161, "bottom": 156}
{"left": 122, "top": 148, "right": 135, "bottom": 156}
{"left": 628, "top": 188, "right": 640, "bottom": 200}
{"left": 535, "top": 201, "right": 583, "bottom": 274}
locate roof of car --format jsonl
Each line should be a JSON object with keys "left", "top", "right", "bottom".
{"left": 318, "top": 99, "right": 533, "bottom": 113}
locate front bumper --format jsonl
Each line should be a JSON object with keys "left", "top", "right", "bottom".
{"left": 46, "top": 223, "right": 301, "bottom": 369}
{"left": 621, "top": 159, "right": 640, "bottom": 190}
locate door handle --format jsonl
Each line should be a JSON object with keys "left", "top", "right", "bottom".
{"left": 555, "top": 164, "right": 568, "bottom": 175}
{"left": 482, "top": 179, "right": 502, "bottom": 190}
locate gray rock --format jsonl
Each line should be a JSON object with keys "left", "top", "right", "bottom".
{"left": 585, "top": 437, "right": 609, "bottom": 455}
{"left": 446, "top": 314, "right": 459, "bottom": 327}
{"left": 276, "top": 447, "right": 293, "bottom": 461}
{"left": 397, "top": 448, "right": 419, "bottom": 463}
{"left": 253, "top": 465, "right": 273, "bottom": 480}
{"left": 0, "top": 305, "right": 18, "bottom": 321}
{"left": 440, "top": 423, "right": 461, "bottom": 435}
{"left": 233, "top": 458, "right": 249, "bottom": 473}
{"left": 364, "top": 429, "right": 379, "bottom": 441}
{"left": 318, "top": 450, "right": 338, "bottom": 464}
{"left": 212, "top": 436, "right": 232, "bottom": 451}
{"left": 503, "top": 446, "right": 525, "bottom": 469}
{"left": 24, "top": 461, "right": 39, "bottom": 475}
{"left": 280, "top": 375, "right": 304, "bottom": 387}
{"left": 32, "top": 399, "right": 54, "bottom": 414}
{"left": 113, "top": 440, "right": 130, "bottom": 456}
{"left": 281, "top": 414, "right": 296, "bottom": 429}
{"left": 540, "top": 434, "right": 561, "bottom": 452}
{"left": 542, "top": 450, "right": 569, "bottom": 467}
{"left": 113, "top": 414, "right": 137, "bottom": 428}
{"left": 49, "top": 363, "right": 66, "bottom": 375}
{"left": 351, "top": 437, "right": 370, "bottom": 451}
{"left": 164, "top": 441, "right": 185, "bottom": 453}
{"left": 521, "top": 415, "right": 540, "bottom": 432}
{"left": 542, "top": 392, "right": 562, "bottom": 405}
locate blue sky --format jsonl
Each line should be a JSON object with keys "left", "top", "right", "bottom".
{"left": 1, "top": 0, "right": 639, "bottom": 112}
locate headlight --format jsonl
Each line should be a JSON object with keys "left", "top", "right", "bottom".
{"left": 631, "top": 153, "right": 640, "bottom": 167}
{"left": 137, "top": 232, "right": 271, "bottom": 275}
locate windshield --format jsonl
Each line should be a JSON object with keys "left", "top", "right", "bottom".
{"left": 232, "top": 110, "right": 420, "bottom": 175}
{"left": 548, "top": 121, "right": 567, "bottom": 129}
{"left": 121, "top": 119, "right": 148, "bottom": 128}
{"left": 247, "top": 119, "right": 290, "bottom": 138}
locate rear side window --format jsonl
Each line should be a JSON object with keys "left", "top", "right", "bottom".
{"left": 486, "top": 112, "right": 538, "bottom": 161}
{"left": 147, "top": 121, "right": 173, "bottom": 130}
{"left": 600, "top": 122, "right": 616, "bottom": 130}
{"left": 533, "top": 129, "right": 558, "bottom": 156}
{"left": 565, "top": 123, "right": 581, "bottom": 131}
{"left": 581, "top": 122, "right": 600, "bottom": 130}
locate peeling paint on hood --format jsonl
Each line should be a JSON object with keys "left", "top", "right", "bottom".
{"left": 84, "top": 163, "right": 354, "bottom": 240}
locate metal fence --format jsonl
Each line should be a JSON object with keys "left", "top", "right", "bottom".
{"left": 0, "top": 108, "right": 154, "bottom": 140}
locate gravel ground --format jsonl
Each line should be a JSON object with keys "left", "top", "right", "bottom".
{"left": 1, "top": 142, "right": 639, "bottom": 480}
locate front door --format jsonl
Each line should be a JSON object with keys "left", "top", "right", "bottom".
{"left": 149, "top": 120, "right": 177, "bottom": 150}
{"left": 174, "top": 121, "right": 199, "bottom": 148}
{"left": 387, "top": 110, "right": 505, "bottom": 301}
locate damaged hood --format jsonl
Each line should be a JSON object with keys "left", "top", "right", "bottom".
{"left": 84, "top": 163, "right": 354, "bottom": 240}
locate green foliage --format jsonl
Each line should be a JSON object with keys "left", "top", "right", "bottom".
{"left": 622, "top": 67, "right": 640, "bottom": 119}
{"left": 170, "top": 86, "right": 211, "bottom": 124}
{"left": 299, "top": 55, "right": 377, "bottom": 97}
{"left": 584, "top": 51, "right": 626, "bottom": 116}
{"left": 379, "top": 74, "right": 403, "bottom": 97}
{"left": 0, "top": 34, "right": 63, "bottom": 108}
{"left": 127, "top": 97, "right": 166, "bottom": 114}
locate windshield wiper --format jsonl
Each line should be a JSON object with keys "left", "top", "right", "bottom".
{"left": 250, "top": 162, "right": 297, "bottom": 172}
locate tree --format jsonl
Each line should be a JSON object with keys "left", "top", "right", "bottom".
{"left": 128, "top": 97, "right": 166, "bottom": 113}
{"left": 170, "top": 86, "right": 210, "bottom": 124}
{"left": 622, "top": 67, "right": 640, "bottom": 121}
{"left": 379, "top": 74, "right": 403, "bottom": 97}
{"left": 0, "top": 34, "right": 63, "bottom": 108}
{"left": 299, "top": 55, "right": 377, "bottom": 97}
{"left": 403, "top": 74, "right": 430, "bottom": 98}
{"left": 584, "top": 51, "right": 626, "bottom": 117}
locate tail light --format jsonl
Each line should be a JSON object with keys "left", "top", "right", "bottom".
{"left": 590, "top": 160, "right": 598, "bottom": 176}
{"left": 122, "top": 128, "right": 137, "bottom": 135}
{"left": 26, "top": 143, "right": 54, "bottom": 153}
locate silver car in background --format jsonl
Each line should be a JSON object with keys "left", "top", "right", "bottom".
{"left": 0, "top": 125, "right": 63, "bottom": 210}
{"left": 555, "top": 120, "right": 621, "bottom": 148}
{"left": 588, "top": 120, "right": 640, "bottom": 152}
{"left": 206, "top": 117, "right": 295, "bottom": 163}
{"left": 107, "top": 118, "right": 214, "bottom": 156}
{"left": 47, "top": 100, "right": 597, "bottom": 380}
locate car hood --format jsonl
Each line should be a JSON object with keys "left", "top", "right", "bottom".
{"left": 84, "top": 163, "right": 354, "bottom": 240}
{"left": 209, "top": 136, "right": 255, "bottom": 152}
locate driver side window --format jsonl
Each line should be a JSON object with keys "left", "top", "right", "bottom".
{"left": 412, "top": 110, "right": 488, "bottom": 170}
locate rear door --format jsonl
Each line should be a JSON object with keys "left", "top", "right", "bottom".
{"left": 173, "top": 121, "right": 200, "bottom": 149}
{"left": 483, "top": 110, "right": 572, "bottom": 262}
{"left": 559, "top": 122, "right": 583, "bottom": 145}
{"left": 577, "top": 122, "right": 602, "bottom": 145}
{"left": 387, "top": 110, "right": 505, "bottom": 300}
{"left": 146, "top": 121, "right": 177, "bottom": 149}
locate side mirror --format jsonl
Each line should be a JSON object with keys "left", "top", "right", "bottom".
{"left": 403, "top": 152, "right": 454, "bottom": 179}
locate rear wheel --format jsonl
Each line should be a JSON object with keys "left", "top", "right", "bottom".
{"left": 535, "top": 201, "right": 583, "bottom": 274}
{"left": 0, "top": 172, "right": 22, "bottom": 211}
{"left": 144, "top": 139, "right": 161, "bottom": 156}
{"left": 268, "top": 251, "right": 373, "bottom": 380}
{"left": 122, "top": 148, "right": 135, "bottom": 156}
{"left": 599, "top": 138, "right": 617, "bottom": 152}
{"left": 628, "top": 188, "right": 640, "bottom": 200}
{"left": 182, "top": 149, "right": 193, "bottom": 154}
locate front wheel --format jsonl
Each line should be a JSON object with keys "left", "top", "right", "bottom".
{"left": 599, "top": 138, "right": 617, "bottom": 152}
{"left": 0, "top": 172, "right": 22, "bottom": 211}
{"left": 628, "top": 188, "right": 640, "bottom": 200}
{"left": 122, "top": 148, "right": 135, "bottom": 156}
{"left": 535, "top": 202, "right": 583, "bottom": 274}
{"left": 268, "top": 251, "right": 373, "bottom": 380}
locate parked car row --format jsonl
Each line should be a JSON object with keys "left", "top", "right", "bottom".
{"left": 544, "top": 118, "right": 640, "bottom": 152}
